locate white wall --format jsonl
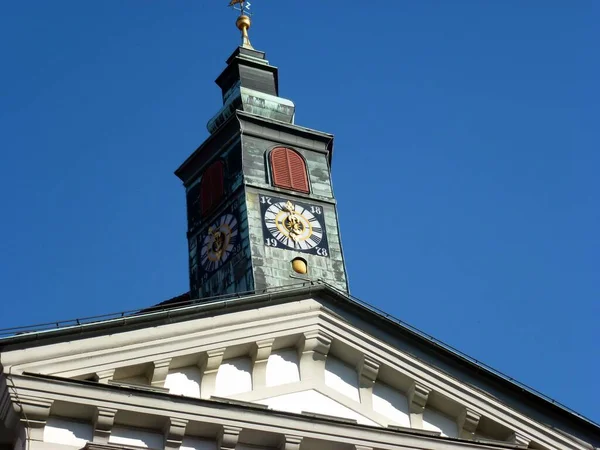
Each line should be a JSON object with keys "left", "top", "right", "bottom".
{"left": 43, "top": 417, "right": 93, "bottom": 447}
{"left": 423, "top": 408, "right": 459, "bottom": 438}
{"left": 266, "top": 349, "right": 300, "bottom": 387}
{"left": 258, "top": 389, "right": 377, "bottom": 426}
{"left": 165, "top": 366, "right": 202, "bottom": 398}
{"left": 109, "top": 426, "right": 164, "bottom": 449}
{"left": 215, "top": 357, "right": 253, "bottom": 396}
{"left": 372, "top": 382, "right": 411, "bottom": 427}
{"left": 324, "top": 356, "right": 360, "bottom": 403}
{"left": 181, "top": 436, "right": 218, "bottom": 450}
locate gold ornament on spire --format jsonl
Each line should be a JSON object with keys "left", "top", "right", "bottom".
{"left": 228, "top": 0, "right": 254, "bottom": 49}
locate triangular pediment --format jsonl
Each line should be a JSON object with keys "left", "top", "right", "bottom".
{"left": 1, "top": 286, "right": 598, "bottom": 450}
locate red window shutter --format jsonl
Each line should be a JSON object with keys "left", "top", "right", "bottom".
{"left": 200, "top": 160, "right": 224, "bottom": 216}
{"left": 271, "top": 147, "right": 309, "bottom": 193}
{"left": 271, "top": 148, "right": 292, "bottom": 188}
{"left": 288, "top": 151, "right": 309, "bottom": 193}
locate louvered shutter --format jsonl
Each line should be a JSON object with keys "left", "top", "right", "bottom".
{"left": 271, "top": 148, "right": 292, "bottom": 188}
{"left": 270, "top": 147, "right": 309, "bottom": 193}
{"left": 288, "top": 150, "right": 309, "bottom": 193}
{"left": 200, "top": 160, "right": 224, "bottom": 216}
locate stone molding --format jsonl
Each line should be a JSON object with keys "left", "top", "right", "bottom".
{"left": 229, "top": 378, "right": 391, "bottom": 427}
{"left": 164, "top": 417, "right": 188, "bottom": 450}
{"left": 83, "top": 444, "right": 137, "bottom": 449}
{"left": 408, "top": 381, "right": 431, "bottom": 429}
{"left": 458, "top": 407, "right": 481, "bottom": 440}
{"left": 93, "top": 406, "right": 117, "bottom": 444}
{"left": 357, "top": 355, "right": 379, "bottom": 410}
{"left": 6, "top": 373, "right": 539, "bottom": 450}
{"left": 408, "top": 381, "right": 431, "bottom": 414}
{"left": 298, "top": 329, "right": 332, "bottom": 381}
{"left": 200, "top": 348, "right": 226, "bottom": 399}
{"left": 150, "top": 358, "right": 172, "bottom": 387}
{"left": 0, "top": 298, "right": 593, "bottom": 450}
{"left": 278, "top": 434, "right": 302, "bottom": 450}
{"left": 218, "top": 425, "right": 242, "bottom": 450}
{"left": 11, "top": 395, "right": 52, "bottom": 441}
{"left": 95, "top": 369, "right": 115, "bottom": 384}
{"left": 510, "top": 431, "right": 531, "bottom": 447}
{"left": 251, "top": 338, "right": 275, "bottom": 390}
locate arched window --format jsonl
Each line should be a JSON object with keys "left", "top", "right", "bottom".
{"left": 200, "top": 160, "right": 224, "bottom": 216}
{"left": 270, "top": 147, "right": 309, "bottom": 193}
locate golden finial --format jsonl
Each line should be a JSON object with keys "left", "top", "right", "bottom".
{"left": 229, "top": 0, "right": 254, "bottom": 49}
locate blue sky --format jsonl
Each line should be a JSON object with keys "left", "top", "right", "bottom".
{"left": 1, "top": 1, "right": 598, "bottom": 423}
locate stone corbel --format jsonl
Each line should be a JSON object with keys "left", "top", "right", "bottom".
{"left": 279, "top": 434, "right": 303, "bottom": 450}
{"left": 95, "top": 369, "right": 115, "bottom": 384}
{"left": 218, "top": 425, "right": 242, "bottom": 450}
{"left": 458, "top": 407, "right": 481, "bottom": 440}
{"left": 298, "top": 330, "right": 332, "bottom": 381}
{"left": 510, "top": 431, "right": 531, "bottom": 448}
{"left": 252, "top": 338, "right": 275, "bottom": 390}
{"left": 12, "top": 395, "right": 53, "bottom": 442}
{"left": 357, "top": 355, "right": 379, "bottom": 409}
{"left": 408, "top": 381, "right": 431, "bottom": 429}
{"left": 150, "top": 358, "right": 172, "bottom": 387}
{"left": 164, "top": 417, "right": 188, "bottom": 450}
{"left": 200, "top": 348, "right": 226, "bottom": 399}
{"left": 93, "top": 406, "right": 117, "bottom": 444}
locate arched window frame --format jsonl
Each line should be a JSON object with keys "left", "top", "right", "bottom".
{"left": 268, "top": 147, "right": 310, "bottom": 194}
{"left": 200, "top": 159, "right": 225, "bottom": 216}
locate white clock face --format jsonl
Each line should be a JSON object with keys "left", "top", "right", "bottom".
{"left": 200, "top": 214, "right": 239, "bottom": 272}
{"left": 263, "top": 199, "right": 324, "bottom": 251}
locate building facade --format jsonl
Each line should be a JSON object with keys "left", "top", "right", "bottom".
{"left": 1, "top": 9, "right": 599, "bottom": 450}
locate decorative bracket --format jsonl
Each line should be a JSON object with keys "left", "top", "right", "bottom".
{"left": 298, "top": 330, "right": 332, "bottom": 381}
{"left": 357, "top": 355, "right": 379, "bottom": 409}
{"left": 164, "top": 417, "right": 188, "bottom": 450}
{"left": 408, "top": 381, "right": 431, "bottom": 414}
{"left": 95, "top": 369, "right": 115, "bottom": 384}
{"left": 252, "top": 338, "right": 275, "bottom": 390}
{"left": 12, "top": 395, "right": 53, "bottom": 442}
{"left": 200, "top": 348, "right": 226, "bottom": 399}
{"left": 151, "top": 358, "right": 172, "bottom": 387}
{"left": 93, "top": 406, "right": 117, "bottom": 444}
{"left": 279, "top": 434, "right": 303, "bottom": 450}
{"left": 218, "top": 425, "right": 242, "bottom": 450}
{"left": 408, "top": 381, "right": 431, "bottom": 429}
{"left": 510, "top": 431, "right": 531, "bottom": 448}
{"left": 458, "top": 407, "right": 481, "bottom": 439}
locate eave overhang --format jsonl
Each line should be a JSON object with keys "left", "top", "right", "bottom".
{"left": 1, "top": 282, "right": 598, "bottom": 442}
{"left": 5, "top": 372, "right": 529, "bottom": 450}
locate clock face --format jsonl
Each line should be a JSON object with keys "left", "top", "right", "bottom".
{"left": 200, "top": 213, "right": 239, "bottom": 272}
{"left": 260, "top": 195, "right": 329, "bottom": 257}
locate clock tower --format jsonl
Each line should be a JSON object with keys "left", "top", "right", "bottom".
{"left": 175, "top": 12, "right": 348, "bottom": 299}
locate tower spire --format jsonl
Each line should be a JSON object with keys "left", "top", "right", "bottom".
{"left": 229, "top": 0, "right": 254, "bottom": 49}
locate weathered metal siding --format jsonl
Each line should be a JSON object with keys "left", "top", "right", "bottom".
{"left": 186, "top": 141, "right": 255, "bottom": 299}
{"left": 245, "top": 189, "right": 347, "bottom": 293}
{"left": 240, "top": 127, "right": 348, "bottom": 293}
{"left": 240, "top": 133, "right": 334, "bottom": 200}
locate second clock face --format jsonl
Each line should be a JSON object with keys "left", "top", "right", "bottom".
{"left": 260, "top": 195, "right": 329, "bottom": 257}
{"left": 200, "top": 213, "right": 239, "bottom": 272}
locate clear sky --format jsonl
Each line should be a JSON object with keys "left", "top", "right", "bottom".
{"left": 1, "top": 1, "right": 598, "bottom": 424}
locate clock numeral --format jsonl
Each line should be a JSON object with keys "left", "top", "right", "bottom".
{"left": 311, "top": 206, "right": 322, "bottom": 215}
{"left": 316, "top": 247, "right": 328, "bottom": 257}
{"left": 260, "top": 196, "right": 272, "bottom": 205}
{"left": 265, "top": 238, "right": 278, "bottom": 247}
